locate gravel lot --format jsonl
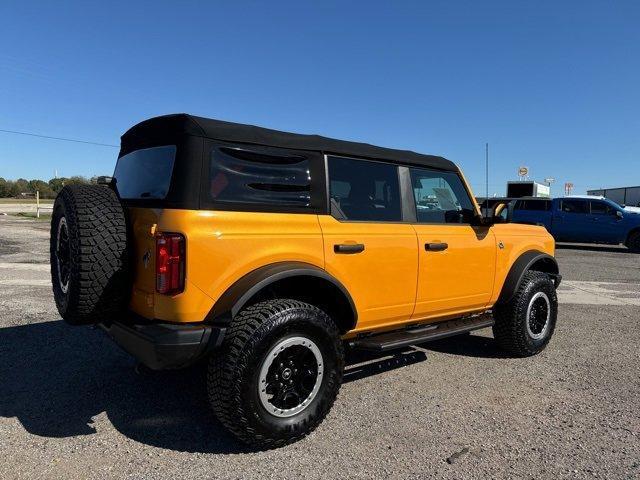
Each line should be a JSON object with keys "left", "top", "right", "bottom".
{"left": 1, "top": 216, "right": 639, "bottom": 479}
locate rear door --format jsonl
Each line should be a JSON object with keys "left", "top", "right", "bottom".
{"left": 319, "top": 156, "right": 418, "bottom": 332}
{"left": 409, "top": 167, "right": 496, "bottom": 320}
{"left": 512, "top": 199, "right": 552, "bottom": 229}
{"left": 553, "top": 199, "right": 591, "bottom": 241}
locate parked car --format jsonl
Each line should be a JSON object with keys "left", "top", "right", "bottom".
{"left": 567, "top": 194, "right": 640, "bottom": 214}
{"left": 511, "top": 196, "right": 640, "bottom": 251}
{"left": 50, "top": 114, "right": 561, "bottom": 448}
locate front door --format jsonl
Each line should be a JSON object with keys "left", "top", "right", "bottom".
{"left": 589, "top": 200, "right": 626, "bottom": 243}
{"left": 319, "top": 155, "right": 418, "bottom": 332}
{"left": 408, "top": 167, "right": 496, "bottom": 320}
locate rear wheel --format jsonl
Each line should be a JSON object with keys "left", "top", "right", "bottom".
{"left": 493, "top": 271, "right": 558, "bottom": 356}
{"left": 50, "top": 184, "right": 130, "bottom": 325}
{"left": 626, "top": 231, "right": 640, "bottom": 253}
{"left": 207, "top": 299, "right": 344, "bottom": 449}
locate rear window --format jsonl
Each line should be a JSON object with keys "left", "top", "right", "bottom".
{"left": 113, "top": 145, "right": 176, "bottom": 199}
{"left": 328, "top": 156, "right": 401, "bottom": 222}
{"left": 514, "top": 199, "right": 551, "bottom": 211}
{"left": 209, "top": 146, "right": 312, "bottom": 208}
{"left": 561, "top": 199, "right": 589, "bottom": 214}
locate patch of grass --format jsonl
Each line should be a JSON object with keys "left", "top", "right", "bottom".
{"left": 11, "top": 212, "right": 52, "bottom": 221}
{"left": 0, "top": 198, "right": 55, "bottom": 204}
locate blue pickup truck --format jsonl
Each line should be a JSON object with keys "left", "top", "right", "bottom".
{"left": 511, "top": 196, "right": 640, "bottom": 252}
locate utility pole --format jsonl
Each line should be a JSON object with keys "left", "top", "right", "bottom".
{"left": 485, "top": 143, "right": 489, "bottom": 201}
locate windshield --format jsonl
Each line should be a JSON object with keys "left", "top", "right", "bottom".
{"left": 113, "top": 145, "right": 176, "bottom": 199}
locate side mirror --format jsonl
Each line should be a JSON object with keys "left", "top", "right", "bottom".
{"left": 474, "top": 201, "right": 512, "bottom": 226}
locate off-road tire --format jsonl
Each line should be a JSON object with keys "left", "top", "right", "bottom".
{"left": 50, "top": 184, "right": 130, "bottom": 325}
{"left": 493, "top": 271, "right": 558, "bottom": 357}
{"left": 207, "top": 299, "right": 344, "bottom": 449}
{"left": 626, "top": 230, "right": 640, "bottom": 253}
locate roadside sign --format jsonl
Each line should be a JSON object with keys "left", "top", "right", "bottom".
{"left": 518, "top": 166, "right": 529, "bottom": 177}
{"left": 537, "top": 184, "right": 551, "bottom": 198}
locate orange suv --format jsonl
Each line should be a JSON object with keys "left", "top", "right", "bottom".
{"left": 50, "top": 114, "right": 561, "bottom": 448}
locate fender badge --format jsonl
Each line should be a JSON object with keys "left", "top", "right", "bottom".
{"left": 142, "top": 251, "right": 151, "bottom": 268}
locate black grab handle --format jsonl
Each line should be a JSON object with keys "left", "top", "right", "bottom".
{"left": 334, "top": 243, "right": 365, "bottom": 254}
{"left": 425, "top": 242, "right": 448, "bottom": 252}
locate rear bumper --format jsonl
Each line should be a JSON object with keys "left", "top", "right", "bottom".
{"left": 99, "top": 321, "right": 226, "bottom": 370}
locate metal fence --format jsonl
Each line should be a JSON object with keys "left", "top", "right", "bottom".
{"left": 587, "top": 186, "right": 640, "bottom": 207}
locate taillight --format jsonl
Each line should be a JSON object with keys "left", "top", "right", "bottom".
{"left": 156, "top": 233, "right": 185, "bottom": 295}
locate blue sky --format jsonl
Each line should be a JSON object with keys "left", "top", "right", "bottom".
{"left": 1, "top": 1, "right": 638, "bottom": 196}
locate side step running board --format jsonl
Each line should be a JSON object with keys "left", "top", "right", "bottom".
{"left": 349, "top": 314, "right": 494, "bottom": 352}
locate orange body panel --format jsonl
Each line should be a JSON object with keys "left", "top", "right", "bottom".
{"left": 488, "top": 223, "right": 555, "bottom": 305}
{"left": 411, "top": 225, "right": 496, "bottom": 320}
{"left": 318, "top": 215, "right": 418, "bottom": 332}
{"left": 127, "top": 208, "right": 324, "bottom": 322}
{"left": 126, "top": 190, "right": 555, "bottom": 334}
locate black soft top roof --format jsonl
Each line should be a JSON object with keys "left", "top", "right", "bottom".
{"left": 121, "top": 113, "right": 458, "bottom": 172}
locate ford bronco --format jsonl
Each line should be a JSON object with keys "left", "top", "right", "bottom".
{"left": 50, "top": 114, "right": 561, "bottom": 448}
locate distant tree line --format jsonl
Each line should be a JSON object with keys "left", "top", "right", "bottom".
{"left": 0, "top": 176, "right": 102, "bottom": 199}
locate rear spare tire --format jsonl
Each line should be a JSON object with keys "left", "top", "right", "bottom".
{"left": 50, "top": 184, "right": 130, "bottom": 325}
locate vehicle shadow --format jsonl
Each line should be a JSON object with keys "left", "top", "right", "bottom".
{"left": 556, "top": 243, "right": 630, "bottom": 254}
{"left": 0, "top": 320, "right": 498, "bottom": 454}
{"left": 422, "top": 332, "right": 509, "bottom": 359}
{"left": 0, "top": 319, "right": 246, "bottom": 454}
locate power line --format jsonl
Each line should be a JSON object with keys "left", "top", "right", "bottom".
{"left": 0, "top": 128, "right": 119, "bottom": 148}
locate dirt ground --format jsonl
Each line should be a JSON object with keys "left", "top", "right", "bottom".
{"left": 0, "top": 215, "right": 639, "bottom": 479}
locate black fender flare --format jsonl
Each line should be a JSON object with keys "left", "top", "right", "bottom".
{"left": 205, "top": 261, "right": 358, "bottom": 328}
{"left": 497, "top": 250, "right": 560, "bottom": 304}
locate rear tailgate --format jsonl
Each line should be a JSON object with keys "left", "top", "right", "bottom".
{"left": 127, "top": 207, "right": 159, "bottom": 319}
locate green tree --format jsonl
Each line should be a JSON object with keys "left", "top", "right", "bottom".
{"left": 11, "top": 178, "right": 29, "bottom": 197}
{"left": 67, "top": 176, "right": 88, "bottom": 185}
{"left": 0, "top": 177, "right": 7, "bottom": 197}
{"left": 48, "top": 177, "right": 67, "bottom": 193}
{"left": 28, "top": 179, "right": 56, "bottom": 198}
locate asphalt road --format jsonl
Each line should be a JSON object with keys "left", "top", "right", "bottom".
{"left": 1, "top": 216, "right": 639, "bottom": 479}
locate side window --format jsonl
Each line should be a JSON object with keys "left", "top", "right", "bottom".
{"left": 209, "top": 146, "right": 312, "bottom": 208}
{"left": 327, "top": 156, "right": 401, "bottom": 222}
{"left": 590, "top": 201, "right": 614, "bottom": 215}
{"left": 410, "top": 168, "right": 475, "bottom": 224}
{"left": 528, "top": 200, "right": 550, "bottom": 211}
{"left": 561, "top": 199, "right": 588, "bottom": 214}
{"left": 514, "top": 200, "right": 550, "bottom": 211}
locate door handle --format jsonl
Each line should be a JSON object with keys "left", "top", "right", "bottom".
{"left": 334, "top": 243, "right": 365, "bottom": 254}
{"left": 425, "top": 242, "right": 448, "bottom": 252}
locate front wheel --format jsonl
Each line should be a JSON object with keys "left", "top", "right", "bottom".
{"left": 207, "top": 299, "right": 344, "bottom": 449}
{"left": 493, "top": 271, "right": 558, "bottom": 357}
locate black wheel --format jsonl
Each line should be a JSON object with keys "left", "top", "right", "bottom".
{"left": 626, "top": 231, "right": 640, "bottom": 253}
{"left": 50, "top": 184, "right": 130, "bottom": 325}
{"left": 207, "top": 299, "right": 344, "bottom": 449}
{"left": 493, "top": 271, "right": 558, "bottom": 357}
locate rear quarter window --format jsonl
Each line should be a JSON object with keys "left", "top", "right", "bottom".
{"left": 209, "top": 146, "right": 312, "bottom": 209}
{"left": 113, "top": 145, "right": 176, "bottom": 199}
